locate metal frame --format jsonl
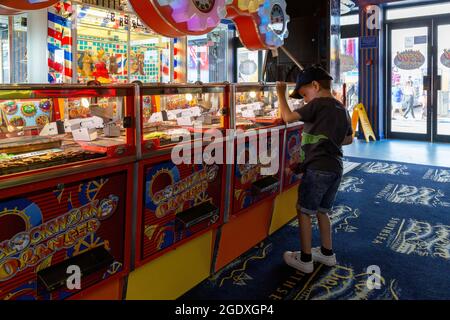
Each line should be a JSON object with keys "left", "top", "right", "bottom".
{"left": 432, "top": 16, "right": 450, "bottom": 143}
{"left": 386, "top": 14, "right": 450, "bottom": 142}
{"left": 385, "top": 19, "right": 433, "bottom": 141}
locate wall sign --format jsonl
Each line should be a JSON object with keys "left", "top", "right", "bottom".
{"left": 360, "top": 36, "right": 378, "bottom": 49}
{"left": 394, "top": 50, "right": 425, "bottom": 70}
{"left": 441, "top": 49, "right": 450, "bottom": 69}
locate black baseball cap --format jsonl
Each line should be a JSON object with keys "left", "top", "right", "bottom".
{"left": 290, "top": 65, "right": 333, "bottom": 99}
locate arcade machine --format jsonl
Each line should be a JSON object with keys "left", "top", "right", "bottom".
{"left": 282, "top": 85, "right": 304, "bottom": 191}
{"left": 212, "top": 83, "right": 287, "bottom": 272}
{"left": 269, "top": 85, "right": 305, "bottom": 235}
{"left": 134, "top": 83, "right": 230, "bottom": 267}
{"left": 0, "top": 84, "right": 136, "bottom": 300}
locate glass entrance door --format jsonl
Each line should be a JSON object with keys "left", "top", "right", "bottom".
{"left": 435, "top": 21, "right": 450, "bottom": 142}
{"left": 388, "top": 24, "right": 431, "bottom": 140}
{"left": 388, "top": 17, "right": 450, "bottom": 142}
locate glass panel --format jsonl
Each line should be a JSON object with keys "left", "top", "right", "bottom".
{"left": 187, "top": 24, "right": 229, "bottom": 83}
{"left": 0, "top": 86, "right": 132, "bottom": 176}
{"left": 0, "top": 16, "right": 10, "bottom": 84}
{"left": 237, "top": 48, "right": 259, "bottom": 83}
{"left": 387, "top": 2, "right": 450, "bottom": 21}
{"left": 437, "top": 24, "right": 450, "bottom": 137}
{"left": 76, "top": 7, "right": 129, "bottom": 84}
{"left": 11, "top": 14, "right": 27, "bottom": 83}
{"left": 390, "top": 27, "right": 428, "bottom": 135}
{"left": 341, "top": 14, "right": 359, "bottom": 26}
{"left": 235, "top": 85, "right": 283, "bottom": 130}
{"left": 130, "top": 22, "right": 171, "bottom": 83}
{"left": 340, "top": 37, "right": 359, "bottom": 116}
{"left": 142, "top": 86, "right": 226, "bottom": 149}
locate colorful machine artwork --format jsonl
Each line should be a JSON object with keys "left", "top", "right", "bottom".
{"left": 0, "top": 173, "right": 127, "bottom": 300}
{"left": 283, "top": 127, "right": 302, "bottom": 189}
{"left": 233, "top": 133, "right": 282, "bottom": 213}
{"left": 142, "top": 160, "right": 222, "bottom": 260}
{"left": 129, "top": 0, "right": 290, "bottom": 50}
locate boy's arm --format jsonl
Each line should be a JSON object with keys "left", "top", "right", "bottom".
{"left": 276, "top": 82, "right": 302, "bottom": 123}
{"left": 342, "top": 114, "right": 354, "bottom": 146}
{"left": 342, "top": 134, "right": 354, "bottom": 146}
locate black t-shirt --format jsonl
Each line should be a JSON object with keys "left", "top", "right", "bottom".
{"left": 294, "top": 97, "right": 353, "bottom": 174}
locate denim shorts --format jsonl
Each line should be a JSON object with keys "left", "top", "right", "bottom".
{"left": 297, "top": 169, "right": 342, "bottom": 215}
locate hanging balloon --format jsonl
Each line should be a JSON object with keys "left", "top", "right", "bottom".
{"left": 129, "top": 0, "right": 230, "bottom": 37}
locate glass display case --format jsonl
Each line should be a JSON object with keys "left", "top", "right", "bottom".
{"left": 0, "top": 84, "right": 135, "bottom": 177}
{"left": 233, "top": 83, "right": 284, "bottom": 131}
{"left": 140, "top": 83, "right": 229, "bottom": 152}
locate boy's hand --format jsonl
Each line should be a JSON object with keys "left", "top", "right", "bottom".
{"left": 276, "top": 81, "right": 287, "bottom": 94}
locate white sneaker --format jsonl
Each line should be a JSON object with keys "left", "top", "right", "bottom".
{"left": 311, "top": 247, "right": 337, "bottom": 266}
{"left": 283, "top": 251, "right": 314, "bottom": 273}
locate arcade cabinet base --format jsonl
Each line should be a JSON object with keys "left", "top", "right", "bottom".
{"left": 126, "top": 230, "right": 214, "bottom": 300}
{"left": 269, "top": 186, "right": 298, "bottom": 235}
{"left": 213, "top": 199, "right": 273, "bottom": 272}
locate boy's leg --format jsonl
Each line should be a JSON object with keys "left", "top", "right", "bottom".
{"left": 317, "top": 212, "right": 332, "bottom": 250}
{"left": 284, "top": 170, "right": 326, "bottom": 273}
{"left": 313, "top": 171, "right": 342, "bottom": 260}
{"left": 298, "top": 210, "right": 313, "bottom": 256}
{"left": 293, "top": 170, "right": 332, "bottom": 261}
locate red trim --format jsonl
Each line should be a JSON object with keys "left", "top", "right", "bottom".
{"left": 0, "top": 0, "right": 58, "bottom": 11}
{"left": 53, "top": 98, "right": 61, "bottom": 121}
{"left": 0, "top": 5, "right": 21, "bottom": 15}
{"left": 128, "top": 0, "right": 184, "bottom": 38}
{"left": 233, "top": 16, "right": 266, "bottom": 50}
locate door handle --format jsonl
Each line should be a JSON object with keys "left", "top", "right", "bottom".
{"left": 435, "top": 75, "right": 442, "bottom": 91}
{"left": 423, "top": 75, "right": 431, "bottom": 91}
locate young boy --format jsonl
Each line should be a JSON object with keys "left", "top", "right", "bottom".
{"left": 276, "top": 65, "right": 354, "bottom": 273}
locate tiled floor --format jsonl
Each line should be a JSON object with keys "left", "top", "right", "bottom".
{"left": 343, "top": 139, "right": 450, "bottom": 168}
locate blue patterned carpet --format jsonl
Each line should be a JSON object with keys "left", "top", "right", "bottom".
{"left": 181, "top": 158, "right": 450, "bottom": 300}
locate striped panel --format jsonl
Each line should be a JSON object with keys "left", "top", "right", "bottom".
{"left": 47, "top": 4, "right": 73, "bottom": 83}
{"left": 359, "top": 8, "right": 380, "bottom": 140}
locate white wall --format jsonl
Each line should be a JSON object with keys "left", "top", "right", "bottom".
{"left": 27, "top": 9, "right": 48, "bottom": 83}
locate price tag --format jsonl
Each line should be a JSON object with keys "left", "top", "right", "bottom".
{"left": 190, "top": 106, "right": 202, "bottom": 117}
{"left": 242, "top": 110, "right": 255, "bottom": 118}
{"left": 149, "top": 112, "right": 163, "bottom": 123}
{"left": 177, "top": 116, "right": 193, "bottom": 126}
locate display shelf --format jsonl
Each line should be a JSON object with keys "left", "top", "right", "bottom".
{"left": 0, "top": 84, "right": 136, "bottom": 179}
